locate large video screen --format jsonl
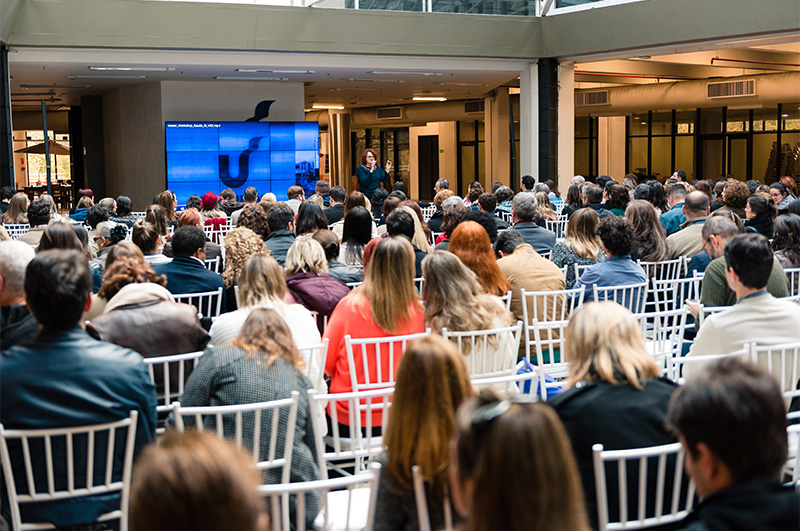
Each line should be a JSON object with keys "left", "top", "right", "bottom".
{"left": 165, "top": 121, "right": 319, "bottom": 204}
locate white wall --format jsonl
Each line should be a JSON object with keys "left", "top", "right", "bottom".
{"left": 409, "top": 122, "right": 457, "bottom": 201}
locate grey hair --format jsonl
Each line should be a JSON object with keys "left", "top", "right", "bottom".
{"left": 284, "top": 235, "right": 328, "bottom": 276}
{"left": 0, "top": 240, "right": 36, "bottom": 297}
{"left": 38, "top": 193, "right": 58, "bottom": 214}
{"left": 442, "top": 196, "right": 465, "bottom": 209}
{"left": 512, "top": 192, "right": 539, "bottom": 221}
{"left": 534, "top": 183, "right": 550, "bottom": 194}
{"left": 571, "top": 175, "right": 586, "bottom": 185}
{"left": 436, "top": 178, "right": 450, "bottom": 190}
{"left": 96, "top": 221, "right": 119, "bottom": 239}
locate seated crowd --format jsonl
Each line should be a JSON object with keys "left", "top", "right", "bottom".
{"left": 1, "top": 169, "right": 799, "bottom": 531}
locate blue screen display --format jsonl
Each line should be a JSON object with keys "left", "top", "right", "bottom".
{"left": 165, "top": 121, "right": 319, "bottom": 204}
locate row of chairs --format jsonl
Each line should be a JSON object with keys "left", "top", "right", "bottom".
{"left": 2, "top": 222, "right": 30, "bottom": 239}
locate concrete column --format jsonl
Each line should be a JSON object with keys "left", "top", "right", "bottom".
{"left": 1, "top": 46, "right": 13, "bottom": 188}
{"left": 557, "top": 62, "right": 574, "bottom": 197}
{"left": 597, "top": 116, "right": 626, "bottom": 179}
{"left": 519, "top": 62, "right": 539, "bottom": 190}
{"left": 486, "top": 87, "right": 510, "bottom": 187}
{"left": 328, "top": 110, "right": 351, "bottom": 190}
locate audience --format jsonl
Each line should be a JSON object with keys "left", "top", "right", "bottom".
{"left": 605, "top": 184, "right": 630, "bottom": 217}
{"left": 1, "top": 192, "right": 29, "bottom": 224}
{"left": 743, "top": 193, "right": 776, "bottom": 239}
{"left": 133, "top": 220, "right": 171, "bottom": 265}
{"left": 626, "top": 199, "right": 669, "bottom": 263}
{"left": 449, "top": 221, "right": 511, "bottom": 297}
{"left": 771, "top": 213, "right": 800, "bottom": 268}
{"left": 17, "top": 199, "right": 50, "bottom": 246}
{"left": 200, "top": 192, "right": 227, "bottom": 223}
{"left": 323, "top": 185, "right": 347, "bottom": 224}
{"left": 230, "top": 186, "right": 259, "bottom": 226}
{"left": 561, "top": 183, "right": 583, "bottom": 218}
{"left": 551, "top": 209, "right": 606, "bottom": 288}
{"left": 550, "top": 301, "right": 678, "bottom": 528}
{"left": 646, "top": 181, "right": 669, "bottom": 215}
{"left": 115, "top": 194, "right": 137, "bottom": 226}
{"left": 340, "top": 206, "right": 374, "bottom": 266}
{"left": 264, "top": 202, "right": 296, "bottom": 266}
{"left": 295, "top": 201, "right": 329, "bottom": 236}
{"left": 0, "top": 240, "right": 37, "bottom": 348}
{"left": 666, "top": 191, "right": 710, "bottom": 259}
{"left": 686, "top": 212, "right": 740, "bottom": 275}
{"left": 374, "top": 336, "right": 473, "bottom": 531}
{"left": 477, "top": 192, "right": 509, "bottom": 230}
{"left": 715, "top": 180, "right": 748, "bottom": 218}
{"left": 0, "top": 185, "right": 14, "bottom": 214}
{"left": 312, "top": 229, "right": 363, "bottom": 283}
{"left": 578, "top": 183, "right": 612, "bottom": 220}
{"left": 163, "top": 208, "right": 223, "bottom": 262}
{"left": 659, "top": 183, "right": 687, "bottom": 235}
{"left": 222, "top": 226, "right": 269, "bottom": 308}
{"left": 386, "top": 207, "right": 428, "bottom": 277}
{"left": 508, "top": 192, "right": 557, "bottom": 253}
{"left": 428, "top": 189, "right": 454, "bottom": 232}
{"left": 666, "top": 359, "right": 799, "bottom": 530}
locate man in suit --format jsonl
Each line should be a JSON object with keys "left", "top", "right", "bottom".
{"left": 507, "top": 191, "right": 556, "bottom": 254}
{"left": 323, "top": 186, "right": 346, "bottom": 224}
{"left": 152, "top": 226, "right": 225, "bottom": 306}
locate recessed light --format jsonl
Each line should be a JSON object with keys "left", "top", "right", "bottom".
{"left": 235, "top": 69, "right": 316, "bottom": 74}
{"left": 89, "top": 66, "right": 175, "bottom": 72}
{"left": 312, "top": 104, "right": 345, "bottom": 110}
{"left": 21, "top": 84, "right": 92, "bottom": 89}
{"left": 68, "top": 75, "right": 147, "bottom": 80}
{"left": 782, "top": 114, "right": 789, "bottom": 117}
{"left": 343, "top": 78, "right": 404, "bottom": 84}
{"left": 432, "top": 82, "right": 487, "bottom": 87}
{"left": 413, "top": 97, "right": 447, "bottom": 102}
{"left": 213, "top": 76, "right": 289, "bottom": 81}
{"left": 368, "top": 71, "right": 442, "bottom": 76}
{"left": 509, "top": 87, "right": 521, "bottom": 95}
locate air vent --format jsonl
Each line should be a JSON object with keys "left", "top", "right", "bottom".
{"left": 464, "top": 100, "right": 485, "bottom": 114}
{"left": 377, "top": 107, "right": 403, "bottom": 120}
{"left": 575, "top": 91, "right": 609, "bottom": 106}
{"left": 707, "top": 80, "right": 756, "bottom": 99}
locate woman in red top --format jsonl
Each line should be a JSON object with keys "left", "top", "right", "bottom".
{"left": 323, "top": 237, "right": 425, "bottom": 429}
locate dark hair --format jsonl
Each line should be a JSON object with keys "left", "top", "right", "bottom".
{"left": 329, "top": 186, "right": 347, "bottom": 204}
{"left": 565, "top": 184, "right": 582, "bottom": 209}
{"left": 116, "top": 196, "right": 133, "bottom": 216}
{"left": 607, "top": 185, "right": 630, "bottom": 211}
{"left": 478, "top": 192, "right": 497, "bottom": 213}
{"left": 596, "top": 216, "right": 634, "bottom": 257}
{"left": 382, "top": 196, "right": 401, "bottom": 220}
{"left": 266, "top": 203, "right": 295, "bottom": 233}
{"left": 38, "top": 222, "right": 84, "bottom": 253}
{"left": 311, "top": 229, "right": 340, "bottom": 261}
{"left": 596, "top": 175, "right": 613, "bottom": 190}
{"left": 771, "top": 214, "right": 800, "bottom": 266}
{"left": 386, "top": 208, "right": 415, "bottom": 240}
{"left": 747, "top": 194, "right": 777, "bottom": 219}
{"left": 344, "top": 191, "right": 367, "bottom": 216}
{"left": 27, "top": 199, "right": 51, "bottom": 226}
{"left": 371, "top": 188, "right": 389, "bottom": 218}
{"left": 667, "top": 183, "right": 687, "bottom": 200}
{"left": 171, "top": 226, "right": 206, "bottom": 257}
{"left": 494, "top": 186, "right": 514, "bottom": 204}
{"left": 723, "top": 233, "right": 773, "bottom": 289}
{"left": 186, "top": 194, "right": 202, "bottom": 211}
{"left": 393, "top": 181, "right": 408, "bottom": 195}
{"left": 86, "top": 205, "right": 109, "bottom": 229}
{"left": 0, "top": 186, "right": 15, "bottom": 201}
{"left": 25, "top": 250, "right": 92, "bottom": 330}
{"left": 746, "top": 180, "right": 761, "bottom": 195}
{"left": 769, "top": 181, "right": 787, "bottom": 197}
{"left": 463, "top": 211, "right": 498, "bottom": 243}
{"left": 787, "top": 198, "right": 800, "bottom": 217}
{"left": 582, "top": 183, "right": 603, "bottom": 204}
{"left": 236, "top": 206, "right": 268, "bottom": 239}
{"left": 436, "top": 178, "right": 449, "bottom": 190}
{"left": 675, "top": 170, "right": 687, "bottom": 181}
{"left": 521, "top": 175, "right": 535, "bottom": 190}
{"left": 243, "top": 186, "right": 258, "bottom": 203}
{"left": 666, "top": 359, "right": 787, "bottom": 484}
{"left": 441, "top": 204, "right": 469, "bottom": 238}
{"left": 220, "top": 188, "right": 236, "bottom": 201}
{"left": 388, "top": 190, "right": 407, "bottom": 201}
{"left": 132, "top": 221, "right": 160, "bottom": 254}
{"left": 295, "top": 202, "right": 328, "bottom": 235}
{"left": 646, "top": 182, "right": 668, "bottom": 213}
{"left": 694, "top": 181, "right": 712, "bottom": 202}
{"left": 493, "top": 231, "right": 526, "bottom": 256}
{"left": 633, "top": 183, "right": 649, "bottom": 201}
{"left": 342, "top": 206, "right": 373, "bottom": 261}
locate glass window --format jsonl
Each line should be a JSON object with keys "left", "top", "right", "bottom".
{"left": 575, "top": 138, "right": 590, "bottom": 177}
{"left": 726, "top": 109, "right": 750, "bottom": 133}
{"left": 753, "top": 107, "right": 779, "bottom": 132}
{"left": 752, "top": 133, "right": 778, "bottom": 183}
{"left": 628, "top": 137, "right": 648, "bottom": 175}
{"left": 781, "top": 105, "right": 800, "bottom": 131}
{"left": 461, "top": 145, "right": 475, "bottom": 189}
{"left": 651, "top": 112, "right": 672, "bottom": 136}
{"left": 459, "top": 121, "right": 475, "bottom": 140}
{"left": 675, "top": 136, "right": 694, "bottom": 179}
{"left": 675, "top": 111, "right": 695, "bottom": 135}
{"left": 575, "top": 116, "right": 591, "bottom": 138}
{"left": 477, "top": 121, "right": 485, "bottom": 142}
{"left": 629, "top": 113, "right": 649, "bottom": 136}
{"left": 396, "top": 129, "right": 410, "bottom": 183}
{"left": 651, "top": 137, "right": 671, "bottom": 181}
{"left": 699, "top": 108, "right": 723, "bottom": 134}
{"left": 352, "top": 129, "right": 366, "bottom": 168}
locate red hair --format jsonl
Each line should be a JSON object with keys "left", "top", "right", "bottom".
{"left": 360, "top": 148, "right": 377, "bottom": 166}
{"left": 178, "top": 208, "right": 201, "bottom": 228}
{"left": 448, "top": 221, "right": 511, "bottom": 297}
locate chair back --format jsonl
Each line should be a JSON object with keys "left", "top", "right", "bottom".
{"left": 259, "top": 461, "right": 381, "bottom": 531}
{"left": 785, "top": 267, "right": 800, "bottom": 297}
{"left": 574, "top": 262, "right": 594, "bottom": 282}
{"left": 173, "top": 287, "right": 224, "bottom": 318}
{"left": 636, "top": 257, "right": 686, "bottom": 281}
{"left": 499, "top": 290, "right": 512, "bottom": 311}
{"left": 345, "top": 330, "right": 431, "bottom": 393}
{"left": 413, "top": 277, "right": 425, "bottom": 297}
{"left": 531, "top": 318, "right": 571, "bottom": 400}
{"left": 672, "top": 345, "right": 751, "bottom": 385}
{"left": 171, "top": 392, "right": 300, "bottom": 483}
{"left": 421, "top": 205, "right": 436, "bottom": 222}
{"left": 471, "top": 369, "right": 540, "bottom": 397}
{"left": 750, "top": 341, "right": 800, "bottom": 415}
{"left": 3, "top": 223, "right": 30, "bottom": 240}
{"left": 632, "top": 309, "right": 688, "bottom": 379}
{"left": 651, "top": 277, "right": 701, "bottom": 314}
{"left": 593, "top": 442, "right": 696, "bottom": 530}
{"left": 143, "top": 351, "right": 204, "bottom": 415}
{"left": 203, "top": 256, "right": 222, "bottom": 273}
{"left": 412, "top": 465, "right": 454, "bottom": 531}
{"left": 0, "top": 411, "right": 139, "bottom": 531}
{"left": 297, "top": 339, "right": 329, "bottom": 393}
{"left": 521, "top": 286, "right": 584, "bottom": 323}
{"left": 442, "top": 322, "right": 522, "bottom": 380}
{"left": 545, "top": 218, "right": 569, "bottom": 239}
{"left": 593, "top": 281, "right": 649, "bottom": 313}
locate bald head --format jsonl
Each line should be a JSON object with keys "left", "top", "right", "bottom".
{"left": 683, "top": 191, "right": 710, "bottom": 219}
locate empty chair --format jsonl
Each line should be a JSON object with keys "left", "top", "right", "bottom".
{"left": 173, "top": 287, "right": 224, "bottom": 318}
{"left": 0, "top": 411, "right": 139, "bottom": 531}
{"left": 592, "top": 442, "right": 695, "bottom": 530}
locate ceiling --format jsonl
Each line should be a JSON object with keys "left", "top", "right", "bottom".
{"left": 7, "top": 33, "right": 800, "bottom": 113}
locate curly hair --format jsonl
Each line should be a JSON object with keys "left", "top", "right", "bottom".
{"left": 722, "top": 180, "right": 749, "bottom": 209}
{"left": 441, "top": 204, "right": 469, "bottom": 238}
{"left": 97, "top": 256, "right": 166, "bottom": 301}
{"left": 449, "top": 221, "right": 511, "bottom": 297}
{"left": 236, "top": 206, "right": 268, "bottom": 239}
{"left": 230, "top": 308, "right": 304, "bottom": 369}
{"left": 222, "top": 227, "right": 269, "bottom": 288}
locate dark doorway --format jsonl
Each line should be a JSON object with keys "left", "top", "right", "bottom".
{"left": 418, "top": 135, "right": 439, "bottom": 201}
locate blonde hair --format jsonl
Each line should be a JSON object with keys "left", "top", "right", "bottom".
{"left": 230, "top": 308, "right": 304, "bottom": 369}
{"left": 361, "top": 237, "right": 421, "bottom": 333}
{"left": 535, "top": 192, "right": 557, "bottom": 222}
{"left": 422, "top": 251, "right": 511, "bottom": 341}
{"left": 222, "top": 227, "right": 268, "bottom": 288}
{"left": 285, "top": 236, "right": 328, "bottom": 277}
{"left": 565, "top": 301, "right": 659, "bottom": 390}
{"left": 397, "top": 205, "right": 432, "bottom": 254}
{"left": 237, "top": 255, "right": 287, "bottom": 308}
{"left": 305, "top": 194, "right": 324, "bottom": 209}
{"left": 385, "top": 336, "right": 474, "bottom": 494}
{"left": 565, "top": 208, "right": 601, "bottom": 260}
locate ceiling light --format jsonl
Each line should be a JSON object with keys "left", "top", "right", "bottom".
{"left": 343, "top": 78, "right": 403, "bottom": 83}
{"left": 368, "top": 71, "right": 442, "bottom": 76}
{"left": 213, "top": 76, "right": 289, "bottom": 81}
{"left": 235, "top": 69, "right": 315, "bottom": 74}
{"left": 782, "top": 114, "right": 789, "bottom": 117}
{"left": 68, "top": 75, "right": 147, "bottom": 80}
{"left": 413, "top": 97, "right": 447, "bottom": 102}
{"left": 509, "top": 87, "right": 521, "bottom": 94}
{"left": 330, "top": 88, "right": 386, "bottom": 92}
{"left": 312, "top": 104, "right": 345, "bottom": 110}
{"left": 89, "top": 66, "right": 175, "bottom": 72}
{"left": 432, "top": 82, "right": 487, "bottom": 87}
{"left": 21, "top": 84, "right": 92, "bottom": 89}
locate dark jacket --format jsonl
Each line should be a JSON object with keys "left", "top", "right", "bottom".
{"left": 323, "top": 204, "right": 345, "bottom": 224}
{"left": 676, "top": 479, "right": 799, "bottom": 531}
{"left": 152, "top": 256, "right": 226, "bottom": 307}
{"left": 0, "top": 327, "right": 157, "bottom": 526}
{"left": 164, "top": 239, "right": 223, "bottom": 263}
{"left": 490, "top": 212, "right": 510, "bottom": 230}
{"left": 744, "top": 215, "right": 774, "bottom": 239}
{"left": 508, "top": 221, "right": 557, "bottom": 254}
{"left": 220, "top": 201, "right": 244, "bottom": 216}
{"left": 287, "top": 272, "right": 350, "bottom": 332}
{"left": 0, "top": 304, "right": 39, "bottom": 349}
{"left": 411, "top": 245, "right": 427, "bottom": 278}
{"left": 585, "top": 202, "right": 614, "bottom": 219}
{"left": 427, "top": 210, "right": 444, "bottom": 232}
{"left": 550, "top": 378, "right": 679, "bottom": 529}
{"left": 265, "top": 229, "right": 296, "bottom": 267}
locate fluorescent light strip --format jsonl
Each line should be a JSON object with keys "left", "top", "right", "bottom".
{"left": 214, "top": 76, "right": 289, "bottom": 81}
{"left": 412, "top": 97, "right": 447, "bottom": 102}
{"left": 21, "top": 84, "right": 92, "bottom": 89}
{"left": 432, "top": 82, "right": 487, "bottom": 87}
{"left": 312, "top": 104, "right": 345, "bottom": 110}
{"left": 368, "top": 71, "right": 442, "bottom": 76}
{"left": 68, "top": 75, "right": 147, "bottom": 80}
{"left": 343, "top": 78, "right": 404, "bottom": 84}
{"left": 236, "top": 69, "right": 316, "bottom": 74}
{"left": 89, "top": 66, "right": 175, "bottom": 72}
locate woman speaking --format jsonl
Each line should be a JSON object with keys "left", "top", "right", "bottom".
{"left": 356, "top": 148, "right": 392, "bottom": 199}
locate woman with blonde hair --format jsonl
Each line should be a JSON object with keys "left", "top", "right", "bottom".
{"left": 1, "top": 192, "right": 29, "bottom": 224}
{"left": 534, "top": 191, "right": 557, "bottom": 223}
{"left": 448, "top": 221, "right": 511, "bottom": 297}
{"left": 625, "top": 199, "right": 669, "bottom": 263}
{"left": 550, "top": 208, "right": 606, "bottom": 289}
{"left": 174, "top": 308, "right": 320, "bottom": 527}
{"left": 549, "top": 301, "right": 677, "bottom": 529}
{"left": 452, "top": 389, "right": 590, "bottom": 531}
{"left": 324, "top": 237, "right": 425, "bottom": 429}
{"left": 285, "top": 236, "right": 350, "bottom": 332}
{"left": 374, "top": 336, "right": 474, "bottom": 531}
